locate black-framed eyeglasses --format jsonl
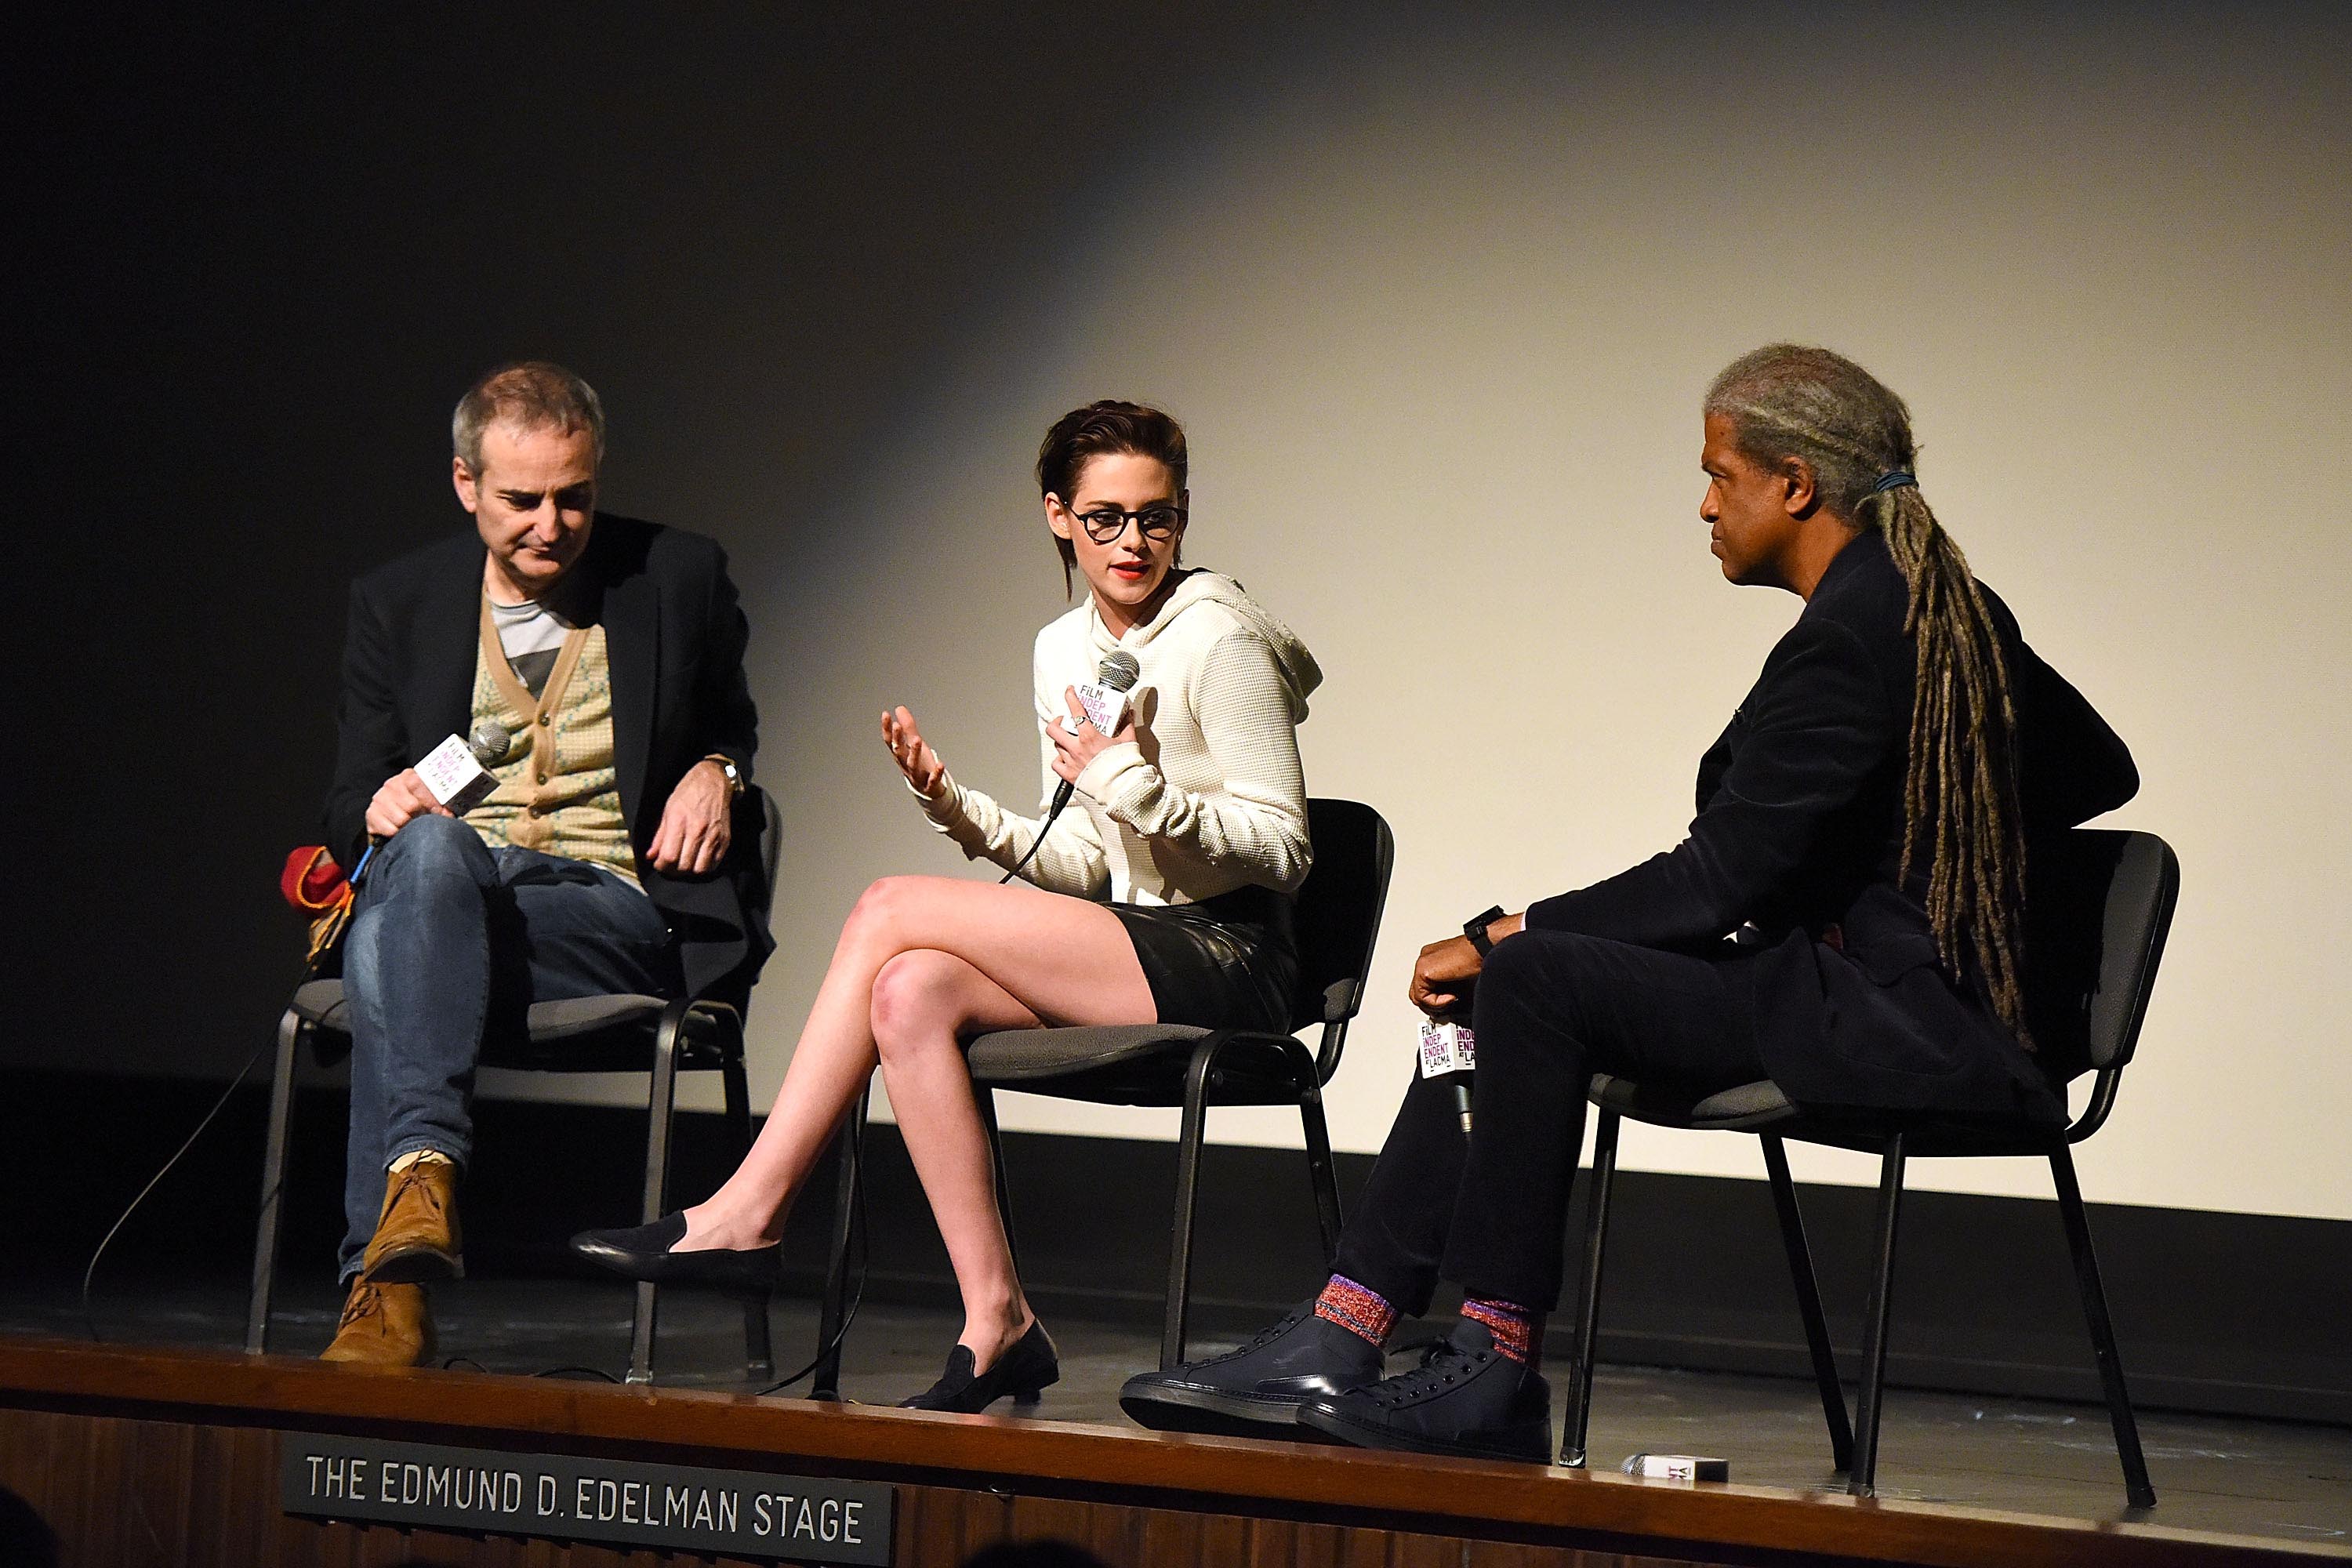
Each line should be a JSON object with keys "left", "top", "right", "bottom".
{"left": 1073, "top": 503, "right": 1186, "bottom": 544}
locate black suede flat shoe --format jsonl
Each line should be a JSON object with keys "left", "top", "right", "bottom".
{"left": 898, "top": 1322, "right": 1059, "bottom": 1413}
{"left": 568, "top": 1213, "right": 780, "bottom": 1292}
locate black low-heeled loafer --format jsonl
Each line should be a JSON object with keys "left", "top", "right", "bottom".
{"left": 568, "top": 1213, "right": 780, "bottom": 1292}
{"left": 899, "top": 1322, "right": 1060, "bottom": 1413}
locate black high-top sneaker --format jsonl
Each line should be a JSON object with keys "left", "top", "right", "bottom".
{"left": 1295, "top": 1319, "right": 1552, "bottom": 1463}
{"left": 1120, "top": 1302, "right": 1385, "bottom": 1438}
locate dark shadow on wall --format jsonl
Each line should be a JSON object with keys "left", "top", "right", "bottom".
{"left": 11, "top": 2, "right": 1329, "bottom": 1091}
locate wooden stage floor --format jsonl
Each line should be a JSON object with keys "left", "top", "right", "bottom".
{"left": 2, "top": 1272, "right": 2346, "bottom": 1565}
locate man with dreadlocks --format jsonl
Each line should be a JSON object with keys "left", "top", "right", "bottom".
{"left": 1123, "top": 344, "right": 2138, "bottom": 1462}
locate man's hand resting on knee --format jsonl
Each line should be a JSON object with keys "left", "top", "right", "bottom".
{"left": 648, "top": 758, "right": 735, "bottom": 875}
{"left": 1409, "top": 913, "right": 1524, "bottom": 1016}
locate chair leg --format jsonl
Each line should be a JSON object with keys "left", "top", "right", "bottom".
{"left": 720, "top": 1033, "right": 772, "bottom": 1382}
{"left": 1849, "top": 1133, "right": 1907, "bottom": 1497}
{"left": 811, "top": 1083, "right": 869, "bottom": 1402}
{"left": 1161, "top": 1033, "right": 1229, "bottom": 1370}
{"left": 1298, "top": 1083, "right": 1344, "bottom": 1265}
{"left": 975, "top": 1086, "right": 1018, "bottom": 1276}
{"left": 1760, "top": 1135, "right": 1854, "bottom": 1472}
{"left": 245, "top": 1009, "right": 307, "bottom": 1355}
{"left": 1561, "top": 1109, "right": 1621, "bottom": 1468}
{"left": 627, "top": 1001, "right": 688, "bottom": 1386}
{"left": 2049, "top": 1144, "right": 2157, "bottom": 1508}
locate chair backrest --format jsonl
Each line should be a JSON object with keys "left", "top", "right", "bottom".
{"left": 2022, "top": 828, "right": 2180, "bottom": 1108}
{"left": 1287, "top": 799, "right": 1396, "bottom": 1073}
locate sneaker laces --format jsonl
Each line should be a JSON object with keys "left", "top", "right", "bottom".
{"left": 1367, "top": 1334, "right": 1490, "bottom": 1405}
{"left": 1203, "top": 1304, "right": 1315, "bottom": 1363}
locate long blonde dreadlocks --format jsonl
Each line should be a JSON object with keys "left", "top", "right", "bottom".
{"left": 1704, "top": 346, "right": 2032, "bottom": 1044}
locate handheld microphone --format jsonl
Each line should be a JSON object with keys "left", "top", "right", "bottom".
{"left": 417, "top": 720, "right": 515, "bottom": 815}
{"left": 998, "top": 652, "right": 1143, "bottom": 885}
{"left": 1418, "top": 1018, "right": 1477, "bottom": 1134}
{"left": 351, "top": 723, "right": 514, "bottom": 886}
{"left": 1073, "top": 649, "right": 1142, "bottom": 738}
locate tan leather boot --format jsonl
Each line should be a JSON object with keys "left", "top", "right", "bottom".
{"left": 360, "top": 1157, "right": 464, "bottom": 1283}
{"left": 320, "top": 1278, "right": 433, "bottom": 1367}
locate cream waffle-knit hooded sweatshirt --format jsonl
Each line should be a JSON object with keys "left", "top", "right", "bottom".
{"left": 918, "top": 571, "right": 1319, "bottom": 904}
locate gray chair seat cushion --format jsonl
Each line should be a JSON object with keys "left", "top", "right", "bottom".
{"left": 1588, "top": 1073, "right": 1795, "bottom": 1131}
{"left": 1586, "top": 1071, "right": 2063, "bottom": 1156}
{"left": 290, "top": 978, "right": 353, "bottom": 1032}
{"left": 286, "top": 979, "right": 734, "bottom": 1072}
{"left": 967, "top": 1023, "right": 1314, "bottom": 1108}
{"left": 1692, "top": 1080, "right": 1796, "bottom": 1122}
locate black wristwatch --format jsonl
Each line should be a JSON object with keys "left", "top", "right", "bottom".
{"left": 1463, "top": 905, "right": 1508, "bottom": 957}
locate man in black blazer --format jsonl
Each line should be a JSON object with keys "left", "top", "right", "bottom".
{"left": 1123, "top": 345, "right": 2137, "bottom": 1461}
{"left": 318, "top": 362, "right": 769, "bottom": 1365}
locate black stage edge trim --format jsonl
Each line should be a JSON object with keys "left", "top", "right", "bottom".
{"left": 18, "top": 1069, "right": 2348, "bottom": 1427}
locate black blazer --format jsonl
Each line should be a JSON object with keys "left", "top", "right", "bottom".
{"left": 324, "top": 516, "right": 773, "bottom": 1004}
{"left": 1525, "top": 529, "right": 2137, "bottom": 1128}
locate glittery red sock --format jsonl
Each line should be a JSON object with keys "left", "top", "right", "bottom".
{"left": 1462, "top": 1297, "right": 1542, "bottom": 1364}
{"left": 1313, "top": 1274, "right": 1397, "bottom": 1348}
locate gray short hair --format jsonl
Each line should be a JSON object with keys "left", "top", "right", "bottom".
{"left": 452, "top": 361, "right": 605, "bottom": 474}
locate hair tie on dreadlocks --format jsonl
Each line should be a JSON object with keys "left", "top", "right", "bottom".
{"left": 1871, "top": 470, "right": 1918, "bottom": 494}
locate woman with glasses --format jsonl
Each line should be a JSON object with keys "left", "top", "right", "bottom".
{"left": 574, "top": 400, "right": 1319, "bottom": 1411}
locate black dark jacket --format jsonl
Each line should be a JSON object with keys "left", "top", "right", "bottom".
{"left": 1526, "top": 529, "right": 2136, "bottom": 1128}
{"left": 324, "top": 516, "right": 773, "bottom": 1004}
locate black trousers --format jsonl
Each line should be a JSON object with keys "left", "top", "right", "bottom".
{"left": 1330, "top": 928, "right": 1770, "bottom": 1316}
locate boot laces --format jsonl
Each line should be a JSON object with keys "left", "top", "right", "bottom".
{"left": 339, "top": 1281, "right": 384, "bottom": 1330}
{"left": 387, "top": 1162, "right": 448, "bottom": 1218}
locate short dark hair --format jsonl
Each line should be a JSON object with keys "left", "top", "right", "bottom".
{"left": 1036, "top": 400, "right": 1188, "bottom": 597}
{"left": 452, "top": 361, "right": 605, "bottom": 474}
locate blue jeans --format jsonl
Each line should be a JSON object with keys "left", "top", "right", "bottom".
{"left": 339, "top": 815, "right": 681, "bottom": 1281}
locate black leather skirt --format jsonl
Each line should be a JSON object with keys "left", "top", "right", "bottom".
{"left": 1109, "top": 884, "right": 1299, "bottom": 1034}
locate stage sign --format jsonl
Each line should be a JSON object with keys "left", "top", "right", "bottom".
{"left": 281, "top": 1431, "right": 893, "bottom": 1563}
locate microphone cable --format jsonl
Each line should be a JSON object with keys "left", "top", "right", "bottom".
{"left": 80, "top": 956, "right": 321, "bottom": 1346}
{"left": 996, "top": 651, "right": 1141, "bottom": 887}
{"left": 85, "top": 727, "right": 517, "bottom": 1345}
{"left": 755, "top": 1102, "right": 868, "bottom": 1397}
{"left": 997, "top": 796, "right": 1071, "bottom": 885}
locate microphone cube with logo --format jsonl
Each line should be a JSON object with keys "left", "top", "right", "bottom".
{"left": 1417, "top": 1019, "right": 1475, "bottom": 1078}
{"left": 416, "top": 724, "right": 511, "bottom": 815}
{"left": 1419, "top": 1020, "right": 1475, "bottom": 1133}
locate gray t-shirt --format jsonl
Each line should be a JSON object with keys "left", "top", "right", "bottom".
{"left": 488, "top": 597, "right": 575, "bottom": 699}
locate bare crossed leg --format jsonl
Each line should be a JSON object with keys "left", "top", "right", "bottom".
{"left": 674, "top": 874, "right": 1153, "bottom": 1369}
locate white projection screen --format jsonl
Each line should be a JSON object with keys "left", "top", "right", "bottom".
{"left": 485, "top": 6, "right": 2350, "bottom": 1225}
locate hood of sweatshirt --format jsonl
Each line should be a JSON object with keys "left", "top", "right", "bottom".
{"left": 1087, "top": 569, "right": 1323, "bottom": 721}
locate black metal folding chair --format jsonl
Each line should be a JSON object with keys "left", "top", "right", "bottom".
{"left": 245, "top": 788, "right": 783, "bottom": 1385}
{"left": 810, "top": 797, "right": 1396, "bottom": 1395}
{"left": 1559, "top": 828, "right": 2177, "bottom": 1505}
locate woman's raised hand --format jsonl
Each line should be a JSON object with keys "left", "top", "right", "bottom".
{"left": 883, "top": 706, "right": 949, "bottom": 800}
